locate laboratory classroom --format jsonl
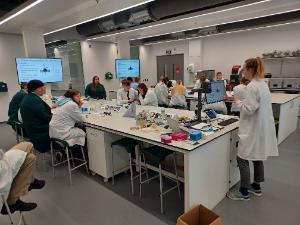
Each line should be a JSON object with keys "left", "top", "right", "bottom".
{"left": 0, "top": 1, "right": 300, "bottom": 225}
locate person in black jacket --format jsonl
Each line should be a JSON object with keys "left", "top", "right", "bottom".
{"left": 20, "top": 80, "right": 52, "bottom": 153}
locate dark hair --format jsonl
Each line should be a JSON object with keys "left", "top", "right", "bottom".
{"left": 162, "top": 77, "right": 168, "bottom": 85}
{"left": 64, "top": 89, "right": 81, "bottom": 105}
{"left": 137, "top": 83, "right": 148, "bottom": 98}
{"left": 127, "top": 77, "right": 133, "bottom": 82}
{"left": 167, "top": 81, "right": 173, "bottom": 88}
{"left": 20, "top": 82, "right": 27, "bottom": 90}
{"left": 121, "top": 79, "right": 131, "bottom": 87}
{"left": 134, "top": 77, "right": 141, "bottom": 83}
{"left": 216, "top": 72, "right": 222, "bottom": 75}
{"left": 27, "top": 80, "right": 44, "bottom": 93}
{"left": 244, "top": 57, "right": 265, "bottom": 78}
{"left": 240, "top": 77, "right": 249, "bottom": 85}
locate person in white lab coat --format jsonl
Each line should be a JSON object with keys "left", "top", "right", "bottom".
{"left": 0, "top": 142, "right": 45, "bottom": 215}
{"left": 194, "top": 74, "right": 210, "bottom": 89}
{"left": 216, "top": 71, "right": 227, "bottom": 87}
{"left": 117, "top": 79, "right": 138, "bottom": 104}
{"left": 226, "top": 57, "right": 278, "bottom": 201}
{"left": 138, "top": 83, "right": 158, "bottom": 107}
{"left": 169, "top": 80, "right": 187, "bottom": 109}
{"left": 50, "top": 89, "right": 86, "bottom": 147}
{"left": 230, "top": 77, "right": 249, "bottom": 116}
{"left": 155, "top": 77, "right": 169, "bottom": 107}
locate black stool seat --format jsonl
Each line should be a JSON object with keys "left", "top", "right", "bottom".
{"left": 143, "top": 146, "right": 173, "bottom": 165}
{"left": 50, "top": 138, "right": 69, "bottom": 148}
{"left": 111, "top": 138, "right": 140, "bottom": 153}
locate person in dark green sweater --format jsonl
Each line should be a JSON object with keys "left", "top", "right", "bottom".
{"left": 7, "top": 83, "right": 28, "bottom": 134}
{"left": 20, "top": 80, "right": 52, "bottom": 153}
{"left": 85, "top": 75, "right": 106, "bottom": 99}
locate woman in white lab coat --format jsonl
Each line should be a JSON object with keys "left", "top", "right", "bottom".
{"left": 226, "top": 57, "right": 278, "bottom": 201}
{"left": 155, "top": 77, "right": 169, "bottom": 107}
{"left": 230, "top": 77, "right": 249, "bottom": 116}
{"left": 138, "top": 83, "right": 158, "bottom": 107}
{"left": 50, "top": 89, "right": 86, "bottom": 147}
{"left": 117, "top": 79, "right": 138, "bottom": 104}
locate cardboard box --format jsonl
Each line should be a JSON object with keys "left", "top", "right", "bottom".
{"left": 177, "top": 205, "right": 223, "bottom": 225}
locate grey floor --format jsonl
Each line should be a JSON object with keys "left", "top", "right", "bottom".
{"left": 0, "top": 121, "right": 299, "bottom": 225}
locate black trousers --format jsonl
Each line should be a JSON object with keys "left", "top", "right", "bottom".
{"left": 237, "top": 156, "right": 264, "bottom": 188}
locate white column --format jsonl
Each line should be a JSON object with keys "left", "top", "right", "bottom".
{"left": 188, "top": 39, "right": 203, "bottom": 85}
{"left": 117, "top": 38, "right": 130, "bottom": 59}
{"left": 22, "top": 28, "right": 51, "bottom": 94}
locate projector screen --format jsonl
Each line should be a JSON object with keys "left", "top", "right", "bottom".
{"left": 115, "top": 59, "right": 140, "bottom": 78}
{"left": 16, "top": 58, "right": 63, "bottom": 83}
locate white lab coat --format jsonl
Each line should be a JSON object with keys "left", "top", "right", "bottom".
{"left": 231, "top": 84, "right": 247, "bottom": 112}
{"left": 139, "top": 89, "right": 158, "bottom": 106}
{"left": 237, "top": 79, "right": 278, "bottom": 160}
{"left": 50, "top": 101, "right": 86, "bottom": 147}
{"left": 0, "top": 149, "right": 26, "bottom": 195}
{"left": 117, "top": 88, "right": 138, "bottom": 104}
{"left": 194, "top": 79, "right": 210, "bottom": 89}
{"left": 154, "top": 83, "right": 169, "bottom": 106}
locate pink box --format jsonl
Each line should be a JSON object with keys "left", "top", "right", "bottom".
{"left": 171, "top": 132, "right": 189, "bottom": 141}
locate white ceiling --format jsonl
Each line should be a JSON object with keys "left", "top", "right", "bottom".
{"left": 0, "top": 0, "right": 299, "bottom": 44}
{"left": 0, "top": 0, "right": 153, "bottom": 34}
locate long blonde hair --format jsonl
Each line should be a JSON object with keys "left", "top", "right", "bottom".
{"left": 244, "top": 57, "right": 265, "bottom": 79}
{"left": 172, "top": 80, "right": 185, "bottom": 96}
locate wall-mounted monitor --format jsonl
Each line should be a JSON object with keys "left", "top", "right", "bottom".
{"left": 115, "top": 59, "right": 140, "bottom": 78}
{"left": 16, "top": 58, "right": 63, "bottom": 83}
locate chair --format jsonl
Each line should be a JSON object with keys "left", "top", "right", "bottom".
{"left": 139, "top": 146, "right": 181, "bottom": 214}
{"left": 111, "top": 138, "right": 148, "bottom": 195}
{"left": 10, "top": 121, "right": 26, "bottom": 143}
{"left": 50, "top": 138, "right": 89, "bottom": 185}
{"left": 1, "top": 194, "right": 27, "bottom": 225}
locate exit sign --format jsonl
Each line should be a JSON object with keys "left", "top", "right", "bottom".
{"left": 166, "top": 49, "right": 172, "bottom": 55}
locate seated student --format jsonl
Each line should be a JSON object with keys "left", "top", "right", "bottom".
{"left": 216, "top": 71, "right": 227, "bottom": 87}
{"left": 138, "top": 83, "right": 158, "bottom": 107}
{"left": 194, "top": 74, "right": 210, "bottom": 89}
{"left": 117, "top": 79, "right": 138, "bottom": 104}
{"left": 50, "top": 89, "right": 85, "bottom": 147}
{"left": 155, "top": 75, "right": 165, "bottom": 88}
{"left": 155, "top": 77, "right": 169, "bottom": 107}
{"left": 169, "top": 80, "right": 187, "bottom": 109}
{"left": 231, "top": 77, "right": 249, "bottom": 116}
{"left": 7, "top": 83, "right": 28, "bottom": 133}
{"left": 0, "top": 142, "right": 45, "bottom": 215}
{"left": 131, "top": 77, "right": 141, "bottom": 90}
{"left": 20, "top": 80, "right": 52, "bottom": 153}
{"left": 85, "top": 76, "right": 106, "bottom": 99}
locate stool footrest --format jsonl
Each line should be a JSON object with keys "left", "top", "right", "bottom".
{"left": 161, "top": 184, "right": 180, "bottom": 196}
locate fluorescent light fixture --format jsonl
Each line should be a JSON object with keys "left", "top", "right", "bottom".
{"left": 0, "top": 0, "right": 46, "bottom": 26}
{"left": 43, "top": 0, "right": 155, "bottom": 36}
{"left": 87, "top": 0, "right": 271, "bottom": 41}
{"left": 129, "top": 7, "right": 300, "bottom": 41}
{"left": 142, "top": 20, "right": 300, "bottom": 46}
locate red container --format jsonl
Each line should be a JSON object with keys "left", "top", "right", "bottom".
{"left": 161, "top": 135, "right": 172, "bottom": 144}
{"left": 171, "top": 132, "right": 189, "bottom": 141}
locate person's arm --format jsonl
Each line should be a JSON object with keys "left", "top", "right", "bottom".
{"left": 85, "top": 84, "right": 90, "bottom": 97}
{"left": 101, "top": 85, "right": 107, "bottom": 99}
{"left": 33, "top": 98, "right": 52, "bottom": 123}
{"left": 236, "top": 86, "right": 260, "bottom": 115}
{"left": 66, "top": 102, "right": 84, "bottom": 122}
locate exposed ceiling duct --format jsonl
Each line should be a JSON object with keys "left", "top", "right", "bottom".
{"left": 76, "top": 0, "right": 250, "bottom": 37}
{"left": 130, "top": 10, "right": 300, "bottom": 46}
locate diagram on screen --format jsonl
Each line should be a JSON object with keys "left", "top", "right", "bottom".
{"left": 128, "top": 66, "right": 134, "bottom": 71}
{"left": 40, "top": 65, "right": 50, "bottom": 74}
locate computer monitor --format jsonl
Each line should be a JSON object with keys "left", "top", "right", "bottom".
{"left": 16, "top": 58, "right": 63, "bottom": 83}
{"left": 205, "top": 80, "right": 226, "bottom": 104}
{"left": 115, "top": 59, "right": 140, "bottom": 78}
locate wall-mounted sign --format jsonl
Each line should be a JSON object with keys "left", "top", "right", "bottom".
{"left": 166, "top": 49, "right": 172, "bottom": 55}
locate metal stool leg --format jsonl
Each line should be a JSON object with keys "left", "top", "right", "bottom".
{"left": 65, "top": 147, "right": 72, "bottom": 185}
{"left": 1, "top": 195, "right": 14, "bottom": 225}
{"left": 139, "top": 152, "right": 143, "bottom": 199}
{"left": 142, "top": 153, "right": 149, "bottom": 183}
{"left": 128, "top": 152, "right": 134, "bottom": 195}
{"left": 80, "top": 146, "right": 89, "bottom": 175}
{"left": 50, "top": 141, "right": 55, "bottom": 178}
{"left": 14, "top": 123, "right": 19, "bottom": 143}
{"left": 111, "top": 147, "right": 115, "bottom": 185}
{"left": 159, "top": 163, "right": 164, "bottom": 214}
{"left": 69, "top": 148, "right": 75, "bottom": 168}
{"left": 173, "top": 153, "right": 181, "bottom": 200}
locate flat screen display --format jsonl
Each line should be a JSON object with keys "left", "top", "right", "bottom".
{"left": 205, "top": 80, "right": 226, "bottom": 104}
{"left": 16, "top": 58, "right": 63, "bottom": 83}
{"left": 115, "top": 59, "right": 140, "bottom": 78}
